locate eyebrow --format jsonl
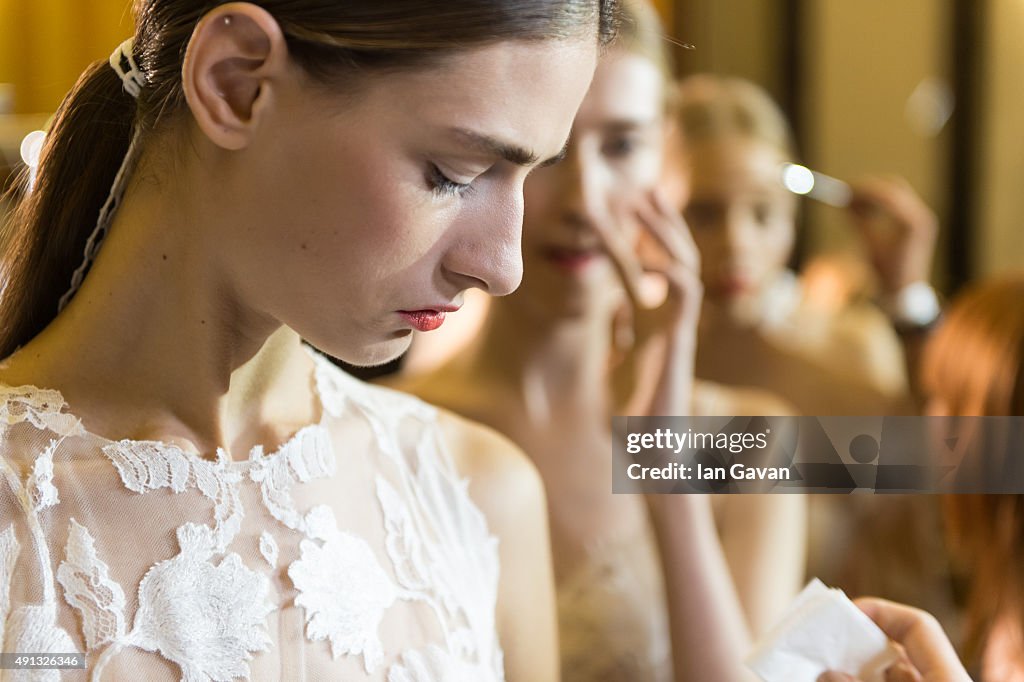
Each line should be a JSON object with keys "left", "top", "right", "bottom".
{"left": 450, "top": 128, "right": 567, "bottom": 168}
{"left": 602, "top": 118, "right": 662, "bottom": 133}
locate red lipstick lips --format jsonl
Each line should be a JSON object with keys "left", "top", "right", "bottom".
{"left": 544, "top": 246, "right": 600, "bottom": 273}
{"left": 397, "top": 305, "right": 460, "bottom": 332}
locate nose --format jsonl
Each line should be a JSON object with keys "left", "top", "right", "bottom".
{"left": 723, "top": 208, "right": 757, "bottom": 262}
{"left": 558, "top": 152, "right": 608, "bottom": 232}
{"left": 441, "top": 194, "right": 524, "bottom": 297}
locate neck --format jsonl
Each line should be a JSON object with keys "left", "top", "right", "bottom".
{"left": 6, "top": 151, "right": 314, "bottom": 458}
{"left": 463, "top": 292, "right": 618, "bottom": 416}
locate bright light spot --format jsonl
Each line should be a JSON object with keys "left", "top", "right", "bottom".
{"left": 781, "top": 163, "right": 815, "bottom": 195}
{"left": 20, "top": 130, "right": 46, "bottom": 168}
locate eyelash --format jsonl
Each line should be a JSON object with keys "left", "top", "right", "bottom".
{"left": 427, "top": 163, "right": 475, "bottom": 198}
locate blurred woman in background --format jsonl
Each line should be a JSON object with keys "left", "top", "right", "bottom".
{"left": 394, "top": 2, "right": 805, "bottom": 679}
{"left": 663, "top": 75, "right": 964, "bottom": 643}
{"left": 922, "top": 274, "right": 1024, "bottom": 681}
{"left": 668, "top": 75, "right": 940, "bottom": 416}
{"left": 820, "top": 275, "right": 1024, "bottom": 682}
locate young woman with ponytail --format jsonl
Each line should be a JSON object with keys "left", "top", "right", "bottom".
{"left": 0, "top": 2, "right": 615, "bottom": 679}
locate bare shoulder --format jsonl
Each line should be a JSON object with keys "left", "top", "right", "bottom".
{"left": 830, "top": 301, "right": 900, "bottom": 346}
{"left": 435, "top": 408, "right": 546, "bottom": 526}
{"left": 434, "top": 411, "right": 558, "bottom": 680}
{"left": 377, "top": 364, "right": 544, "bottom": 523}
{"left": 831, "top": 302, "right": 908, "bottom": 392}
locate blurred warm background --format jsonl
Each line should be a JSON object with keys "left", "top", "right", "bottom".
{"left": 1, "top": 0, "right": 1022, "bottom": 290}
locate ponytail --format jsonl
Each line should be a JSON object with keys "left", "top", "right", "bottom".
{"left": 0, "top": 61, "right": 137, "bottom": 357}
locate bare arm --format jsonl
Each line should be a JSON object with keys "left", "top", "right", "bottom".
{"left": 647, "top": 494, "right": 760, "bottom": 682}
{"left": 716, "top": 493, "right": 807, "bottom": 637}
{"left": 439, "top": 412, "right": 560, "bottom": 682}
{"left": 600, "top": 192, "right": 757, "bottom": 681}
{"left": 700, "top": 387, "right": 807, "bottom": 636}
{"left": 848, "top": 175, "right": 941, "bottom": 408}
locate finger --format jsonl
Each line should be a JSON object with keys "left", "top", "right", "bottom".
{"left": 817, "top": 672, "right": 859, "bottom": 682}
{"left": 884, "top": 662, "right": 923, "bottom": 682}
{"left": 854, "top": 598, "right": 966, "bottom": 678}
{"left": 611, "top": 300, "right": 636, "bottom": 351}
{"left": 590, "top": 203, "right": 646, "bottom": 307}
{"left": 661, "top": 191, "right": 701, "bottom": 265}
{"left": 635, "top": 189, "right": 698, "bottom": 272}
{"left": 661, "top": 272, "right": 704, "bottom": 324}
{"left": 850, "top": 177, "right": 909, "bottom": 211}
{"left": 635, "top": 206, "right": 699, "bottom": 278}
{"left": 631, "top": 202, "right": 701, "bottom": 296}
{"left": 848, "top": 177, "right": 935, "bottom": 232}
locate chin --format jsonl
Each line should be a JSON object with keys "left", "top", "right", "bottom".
{"left": 315, "top": 332, "right": 412, "bottom": 369}
{"left": 722, "top": 296, "right": 764, "bottom": 326}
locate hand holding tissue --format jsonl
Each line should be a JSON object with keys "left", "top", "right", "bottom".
{"left": 746, "top": 579, "right": 903, "bottom": 682}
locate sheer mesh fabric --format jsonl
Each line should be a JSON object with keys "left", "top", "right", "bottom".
{"left": 556, "top": 523, "right": 672, "bottom": 682}
{"left": 0, "top": 349, "right": 503, "bottom": 681}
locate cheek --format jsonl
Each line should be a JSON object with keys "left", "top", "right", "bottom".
{"left": 691, "top": 227, "right": 726, "bottom": 260}
{"left": 690, "top": 231, "right": 715, "bottom": 266}
{"left": 660, "top": 169, "right": 690, "bottom": 209}
{"left": 760, "top": 220, "right": 796, "bottom": 266}
{"left": 522, "top": 177, "right": 558, "bottom": 241}
{"left": 267, "top": 118, "right": 450, "bottom": 277}
{"left": 296, "top": 151, "right": 448, "bottom": 285}
{"left": 627, "top": 148, "right": 665, "bottom": 190}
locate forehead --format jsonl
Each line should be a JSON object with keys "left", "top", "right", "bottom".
{"left": 573, "top": 50, "right": 664, "bottom": 128}
{"left": 358, "top": 39, "right": 598, "bottom": 157}
{"left": 686, "top": 138, "right": 789, "bottom": 198}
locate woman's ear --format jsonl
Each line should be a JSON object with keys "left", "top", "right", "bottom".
{"left": 181, "top": 2, "right": 288, "bottom": 150}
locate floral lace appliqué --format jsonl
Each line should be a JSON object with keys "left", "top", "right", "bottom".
{"left": 0, "top": 385, "right": 84, "bottom": 438}
{"left": 103, "top": 441, "right": 245, "bottom": 553}
{"left": 258, "top": 531, "right": 279, "bottom": 568}
{"left": 129, "top": 523, "right": 274, "bottom": 681}
{"left": 288, "top": 505, "right": 400, "bottom": 674}
{"left": 56, "top": 518, "right": 127, "bottom": 651}
{"left": 3, "top": 603, "right": 77, "bottom": 682}
{"left": 2, "top": 366, "right": 506, "bottom": 680}
{"left": 389, "top": 645, "right": 496, "bottom": 682}
{"left": 26, "top": 440, "right": 60, "bottom": 511}
{"left": 0, "top": 523, "right": 21, "bottom": 654}
{"left": 248, "top": 425, "right": 335, "bottom": 535}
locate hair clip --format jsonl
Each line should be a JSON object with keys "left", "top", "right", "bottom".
{"left": 108, "top": 37, "right": 147, "bottom": 99}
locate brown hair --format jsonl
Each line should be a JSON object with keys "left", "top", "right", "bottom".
{"left": 922, "top": 275, "right": 1024, "bottom": 660}
{"left": 0, "top": 0, "right": 618, "bottom": 358}
{"left": 672, "top": 75, "right": 795, "bottom": 159}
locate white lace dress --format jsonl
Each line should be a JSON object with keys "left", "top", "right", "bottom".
{"left": 0, "top": 350, "right": 504, "bottom": 681}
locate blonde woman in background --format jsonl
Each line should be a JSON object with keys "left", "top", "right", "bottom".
{"left": 393, "top": 3, "right": 805, "bottom": 679}
{"left": 669, "top": 75, "right": 939, "bottom": 417}
{"left": 666, "top": 75, "right": 962, "bottom": 651}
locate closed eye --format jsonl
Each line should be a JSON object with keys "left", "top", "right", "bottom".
{"left": 602, "top": 134, "right": 643, "bottom": 158}
{"left": 427, "top": 163, "right": 475, "bottom": 198}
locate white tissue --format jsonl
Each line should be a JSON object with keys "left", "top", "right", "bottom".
{"left": 745, "top": 579, "right": 902, "bottom": 682}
